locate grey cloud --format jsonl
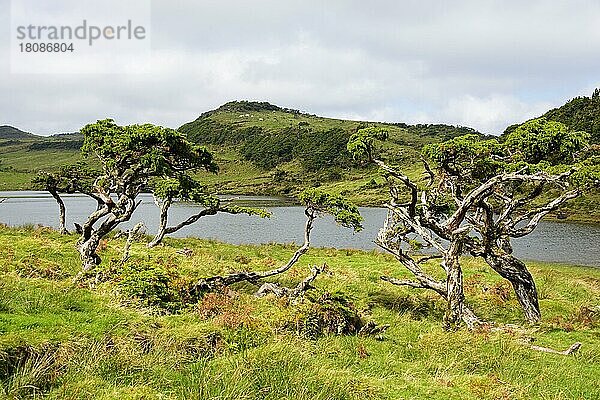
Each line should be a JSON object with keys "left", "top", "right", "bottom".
{"left": 1, "top": 0, "right": 599, "bottom": 135}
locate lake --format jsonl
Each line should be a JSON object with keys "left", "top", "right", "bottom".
{"left": 0, "top": 191, "right": 599, "bottom": 267}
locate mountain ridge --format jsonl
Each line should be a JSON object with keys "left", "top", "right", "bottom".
{"left": 0, "top": 125, "right": 35, "bottom": 140}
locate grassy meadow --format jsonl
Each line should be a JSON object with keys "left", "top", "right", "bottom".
{"left": 0, "top": 224, "right": 599, "bottom": 399}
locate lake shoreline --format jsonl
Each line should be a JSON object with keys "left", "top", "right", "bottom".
{"left": 1, "top": 191, "right": 599, "bottom": 267}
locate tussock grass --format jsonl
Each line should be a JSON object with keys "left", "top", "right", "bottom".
{"left": 0, "top": 224, "right": 599, "bottom": 399}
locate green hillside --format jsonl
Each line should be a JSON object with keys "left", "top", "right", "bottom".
{"left": 0, "top": 99, "right": 598, "bottom": 221}
{"left": 0, "top": 135, "right": 81, "bottom": 190}
{"left": 0, "top": 101, "right": 479, "bottom": 205}
{"left": 0, "top": 126, "right": 35, "bottom": 140}
{"left": 178, "top": 101, "right": 479, "bottom": 203}
{"left": 505, "top": 89, "right": 600, "bottom": 143}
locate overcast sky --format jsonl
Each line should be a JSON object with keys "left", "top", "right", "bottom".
{"left": 1, "top": 0, "right": 599, "bottom": 135}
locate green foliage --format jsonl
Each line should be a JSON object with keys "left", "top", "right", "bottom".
{"left": 347, "top": 127, "right": 389, "bottom": 161}
{"left": 81, "top": 119, "right": 218, "bottom": 188}
{"left": 31, "top": 171, "right": 61, "bottom": 193}
{"left": 569, "top": 145, "right": 600, "bottom": 188}
{"left": 422, "top": 118, "right": 595, "bottom": 188}
{"left": 290, "top": 291, "right": 364, "bottom": 339}
{"left": 220, "top": 204, "right": 272, "bottom": 219}
{"left": 402, "top": 123, "right": 480, "bottom": 140}
{"left": 295, "top": 128, "right": 354, "bottom": 171}
{"left": 241, "top": 127, "right": 299, "bottom": 169}
{"left": 240, "top": 127, "right": 357, "bottom": 171}
{"left": 116, "top": 262, "right": 181, "bottom": 311}
{"left": 151, "top": 174, "right": 219, "bottom": 208}
{"left": 505, "top": 88, "right": 600, "bottom": 144}
{"left": 151, "top": 174, "right": 271, "bottom": 219}
{"left": 32, "top": 162, "right": 96, "bottom": 194}
{"left": 298, "top": 188, "right": 363, "bottom": 231}
{"left": 423, "top": 134, "right": 504, "bottom": 181}
{"left": 504, "top": 118, "right": 589, "bottom": 165}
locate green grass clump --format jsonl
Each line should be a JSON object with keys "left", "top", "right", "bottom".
{"left": 0, "top": 224, "right": 599, "bottom": 399}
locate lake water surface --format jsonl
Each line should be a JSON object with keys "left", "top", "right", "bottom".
{"left": 0, "top": 191, "right": 598, "bottom": 267}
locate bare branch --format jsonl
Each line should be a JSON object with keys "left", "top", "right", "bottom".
{"left": 421, "top": 156, "right": 435, "bottom": 187}
{"left": 255, "top": 263, "right": 326, "bottom": 299}
{"left": 121, "top": 222, "right": 146, "bottom": 263}
{"left": 417, "top": 254, "right": 443, "bottom": 264}
{"left": 195, "top": 208, "right": 316, "bottom": 289}
{"left": 530, "top": 342, "right": 582, "bottom": 356}
{"left": 509, "top": 189, "right": 581, "bottom": 237}
{"left": 374, "top": 159, "right": 418, "bottom": 217}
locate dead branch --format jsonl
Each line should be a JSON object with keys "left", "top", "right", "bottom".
{"left": 421, "top": 156, "right": 435, "bottom": 187}
{"left": 374, "top": 159, "right": 418, "bottom": 217}
{"left": 509, "top": 189, "right": 581, "bottom": 237}
{"left": 530, "top": 342, "right": 582, "bottom": 355}
{"left": 255, "top": 264, "right": 326, "bottom": 299}
{"left": 121, "top": 223, "right": 146, "bottom": 263}
{"left": 194, "top": 208, "right": 316, "bottom": 290}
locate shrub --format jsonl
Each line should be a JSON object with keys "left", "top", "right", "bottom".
{"left": 116, "top": 262, "right": 181, "bottom": 311}
{"left": 288, "top": 291, "right": 364, "bottom": 339}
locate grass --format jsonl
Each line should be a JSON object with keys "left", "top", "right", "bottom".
{"left": 0, "top": 224, "right": 599, "bottom": 399}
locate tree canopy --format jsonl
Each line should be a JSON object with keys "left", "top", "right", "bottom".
{"left": 347, "top": 119, "right": 598, "bottom": 328}
{"left": 76, "top": 119, "right": 219, "bottom": 271}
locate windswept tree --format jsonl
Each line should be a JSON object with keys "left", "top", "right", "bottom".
{"left": 148, "top": 174, "right": 269, "bottom": 247}
{"left": 348, "top": 120, "right": 598, "bottom": 328}
{"left": 195, "top": 188, "right": 363, "bottom": 292}
{"left": 32, "top": 163, "right": 96, "bottom": 234}
{"left": 75, "top": 119, "right": 217, "bottom": 271}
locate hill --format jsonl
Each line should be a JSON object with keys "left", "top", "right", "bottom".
{"left": 0, "top": 99, "right": 598, "bottom": 221}
{"left": 178, "top": 101, "right": 480, "bottom": 202}
{"left": 504, "top": 89, "right": 600, "bottom": 143}
{"left": 0, "top": 125, "right": 35, "bottom": 140}
{"left": 0, "top": 102, "right": 480, "bottom": 204}
{"left": 0, "top": 130, "right": 83, "bottom": 190}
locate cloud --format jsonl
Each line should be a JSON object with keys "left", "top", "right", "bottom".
{"left": 0, "top": 0, "right": 599, "bottom": 135}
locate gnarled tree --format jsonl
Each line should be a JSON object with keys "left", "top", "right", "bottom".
{"left": 148, "top": 174, "right": 269, "bottom": 247}
{"left": 349, "top": 120, "right": 597, "bottom": 328}
{"left": 423, "top": 118, "right": 597, "bottom": 324}
{"left": 32, "top": 162, "right": 96, "bottom": 234}
{"left": 76, "top": 119, "right": 217, "bottom": 271}
{"left": 195, "top": 188, "right": 363, "bottom": 291}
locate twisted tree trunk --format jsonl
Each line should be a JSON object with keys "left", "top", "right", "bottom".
{"left": 444, "top": 240, "right": 466, "bottom": 330}
{"left": 76, "top": 196, "right": 138, "bottom": 272}
{"left": 484, "top": 250, "right": 541, "bottom": 324}
{"left": 49, "top": 189, "right": 68, "bottom": 234}
{"left": 147, "top": 198, "right": 171, "bottom": 248}
{"left": 148, "top": 198, "right": 220, "bottom": 248}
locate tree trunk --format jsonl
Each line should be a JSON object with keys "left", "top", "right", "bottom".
{"left": 444, "top": 240, "right": 465, "bottom": 330}
{"left": 50, "top": 189, "right": 68, "bottom": 234}
{"left": 195, "top": 209, "right": 315, "bottom": 290}
{"left": 148, "top": 199, "right": 170, "bottom": 248}
{"left": 78, "top": 233, "right": 102, "bottom": 271}
{"left": 485, "top": 251, "right": 541, "bottom": 324}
